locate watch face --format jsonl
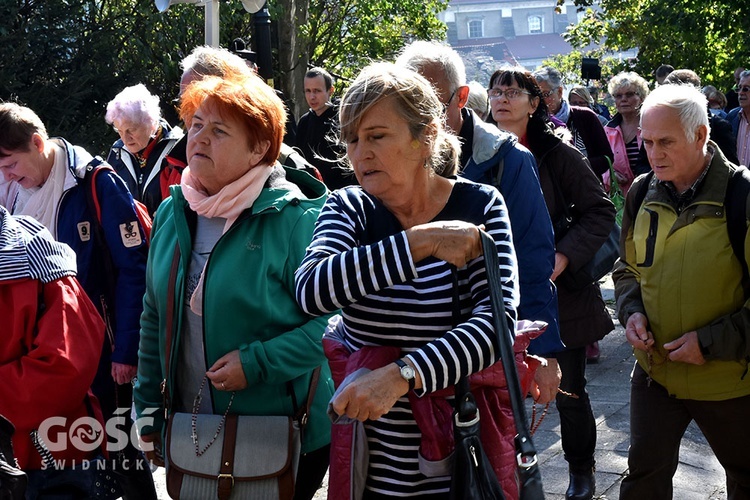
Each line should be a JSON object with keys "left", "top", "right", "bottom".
{"left": 401, "top": 366, "right": 415, "bottom": 380}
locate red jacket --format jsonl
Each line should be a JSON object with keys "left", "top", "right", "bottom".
{"left": 0, "top": 276, "right": 104, "bottom": 469}
{"left": 325, "top": 321, "right": 544, "bottom": 500}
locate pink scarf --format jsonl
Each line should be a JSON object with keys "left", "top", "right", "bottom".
{"left": 180, "top": 164, "right": 273, "bottom": 315}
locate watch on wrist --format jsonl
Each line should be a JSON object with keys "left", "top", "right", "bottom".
{"left": 394, "top": 359, "right": 416, "bottom": 392}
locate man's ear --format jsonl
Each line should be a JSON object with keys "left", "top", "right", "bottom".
{"left": 456, "top": 85, "right": 470, "bottom": 109}
{"left": 695, "top": 124, "right": 709, "bottom": 148}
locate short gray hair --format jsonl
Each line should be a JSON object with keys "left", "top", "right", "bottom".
{"left": 180, "top": 45, "right": 252, "bottom": 80}
{"left": 340, "top": 62, "right": 460, "bottom": 177}
{"left": 532, "top": 66, "right": 563, "bottom": 90}
{"left": 105, "top": 84, "right": 161, "bottom": 131}
{"left": 395, "top": 41, "right": 466, "bottom": 95}
{"left": 641, "top": 84, "right": 710, "bottom": 146}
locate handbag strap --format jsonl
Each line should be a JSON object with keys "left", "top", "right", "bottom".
{"left": 479, "top": 230, "right": 539, "bottom": 470}
{"left": 291, "top": 366, "right": 322, "bottom": 428}
{"left": 217, "top": 414, "right": 238, "bottom": 500}
{"left": 451, "top": 266, "right": 476, "bottom": 424}
{"left": 162, "top": 243, "right": 182, "bottom": 414}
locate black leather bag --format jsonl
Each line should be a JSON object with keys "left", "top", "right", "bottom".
{"left": 0, "top": 415, "right": 26, "bottom": 500}
{"left": 479, "top": 232, "right": 545, "bottom": 500}
{"left": 448, "top": 269, "right": 505, "bottom": 500}
{"left": 557, "top": 221, "right": 620, "bottom": 291}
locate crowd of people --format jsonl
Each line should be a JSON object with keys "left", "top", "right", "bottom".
{"left": 1, "top": 39, "right": 749, "bottom": 500}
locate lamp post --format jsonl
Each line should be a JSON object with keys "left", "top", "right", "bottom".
{"left": 154, "top": 0, "right": 219, "bottom": 47}
{"left": 252, "top": 3, "right": 273, "bottom": 85}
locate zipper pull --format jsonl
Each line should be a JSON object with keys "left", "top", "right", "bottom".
{"left": 470, "top": 444, "right": 479, "bottom": 467}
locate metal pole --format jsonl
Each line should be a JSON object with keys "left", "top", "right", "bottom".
{"left": 204, "top": 0, "right": 220, "bottom": 47}
{"left": 253, "top": 2, "right": 273, "bottom": 85}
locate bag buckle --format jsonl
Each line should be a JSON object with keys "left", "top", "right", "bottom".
{"left": 516, "top": 452, "right": 538, "bottom": 469}
{"left": 453, "top": 412, "right": 480, "bottom": 428}
{"left": 217, "top": 473, "right": 235, "bottom": 498}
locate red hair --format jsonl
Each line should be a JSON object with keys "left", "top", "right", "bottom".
{"left": 180, "top": 73, "right": 286, "bottom": 164}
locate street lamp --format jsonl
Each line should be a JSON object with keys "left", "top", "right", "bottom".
{"left": 154, "top": 0, "right": 220, "bottom": 47}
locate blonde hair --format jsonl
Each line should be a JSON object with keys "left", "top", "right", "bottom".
{"left": 339, "top": 62, "right": 460, "bottom": 177}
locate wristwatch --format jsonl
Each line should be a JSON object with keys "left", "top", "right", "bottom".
{"left": 394, "top": 359, "right": 416, "bottom": 391}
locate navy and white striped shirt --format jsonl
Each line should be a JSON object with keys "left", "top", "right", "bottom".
{"left": 295, "top": 179, "right": 518, "bottom": 496}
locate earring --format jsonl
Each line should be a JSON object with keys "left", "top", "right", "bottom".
{"left": 411, "top": 140, "right": 420, "bottom": 149}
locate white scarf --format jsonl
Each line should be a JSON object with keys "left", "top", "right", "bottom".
{"left": 17, "top": 142, "right": 68, "bottom": 239}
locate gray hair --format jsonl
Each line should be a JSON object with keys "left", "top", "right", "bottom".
{"left": 608, "top": 71, "right": 650, "bottom": 100}
{"left": 532, "top": 66, "right": 563, "bottom": 90}
{"left": 395, "top": 41, "right": 466, "bottom": 95}
{"left": 641, "top": 84, "right": 710, "bottom": 146}
{"left": 740, "top": 69, "right": 750, "bottom": 81}
{"left": 180, "top": 45, "right": 252, "bottom": 80}
{"left": 340, "top": 62, "right": 460, "bottom": 177}
{"left": 466, "top": 81, "right": 489, "bottom": 120}
{"left": 568, "top": 86, "right": 595, "bottom": 107}
{"left": 105, "top": 84, "right": 161, "bottom": 131}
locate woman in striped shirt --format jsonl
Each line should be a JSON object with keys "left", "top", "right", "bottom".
{"left": 295, "top": 62, "right": 519, "bottom": 499}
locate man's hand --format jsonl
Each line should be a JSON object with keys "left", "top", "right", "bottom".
{"left": 111, "top": 362, "right": 137, "bottom": 385}
{"left": 140, "top": 432, "right": 164, "bottom": 467}
{"left": 625, "top": 312, "right": 654, "bottom": 352}
{"left": 664, "top": 331, "right": 706, "bottom": 365}
{"left": 529, "top": 358, "right": 561, "bottom": 404}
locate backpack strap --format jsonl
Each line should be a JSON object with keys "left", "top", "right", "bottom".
{"left": 631, "top": 170, "right": 655, "bottom": 214}
{"left": 726, "top": 166, "right": 750, "bottom": 282}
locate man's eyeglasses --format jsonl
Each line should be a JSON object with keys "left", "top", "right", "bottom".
{"left": 488, "top": 88, "right": 531, "bottom": 100}
{"left": 442, "top": 90, "right": 456, "bottom": 113}
{"left": 613, "top": 91, "right": 638, "bottom": 100}
{"left": 738, "top": 86, "right": 750, "bottom": 93}
{"left": 540, "top": 90, "right": 555, "bottom": 99}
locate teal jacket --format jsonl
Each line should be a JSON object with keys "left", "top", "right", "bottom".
{"left": 134, "top": 166, "right": 334, "bottom": 453}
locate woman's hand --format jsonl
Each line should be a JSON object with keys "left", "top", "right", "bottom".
{"left": 111, "top": 362, "right": 137, "bottom": 385}
{"left": 406, "top": 221, "right": 485, "bottom": 267}
{"left": 550, "top": 252, "right": 569, "bottom": 281}
{"left": 207, "top": 350, "right": 248, "bottom": 392}
{"left": 529, "top": 358, "right": 561, "bottom": 404}
{"left": 331, "top": 362, "right": 418, "bottom": 422}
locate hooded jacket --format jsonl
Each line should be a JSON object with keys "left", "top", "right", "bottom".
{"left": 461, "top": 113, "right": 564, "bottom": 356}
{"left": 134, "top": 165, "right": 334, "bottom": 453}
{"left": 0, "top": 207, "right": 104, "bottom": 470}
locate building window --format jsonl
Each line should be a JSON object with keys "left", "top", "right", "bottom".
{"left": 528, "top": 15, "right": 543, "bottom": 34}
{"left": 468, "top": 19, "right": 483, "bottom": 38}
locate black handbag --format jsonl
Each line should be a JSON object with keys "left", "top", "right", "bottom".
{"left": 480, "top": 232, "right": 545, "bottom": 500}
{"left": 0, "top": 415, "right": 26, "bottom": 500}
{"left": 448, "top": 267, "right": 506, "bottom": 500}
{"left": 550, "top": 167, "right": 620, "bottom": 291}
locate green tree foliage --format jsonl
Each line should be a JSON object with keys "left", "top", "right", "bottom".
{"left": 564, "top": 0, "right": 750, "bottom": 89}
{"left": 0, "top": 0, "right": 446, "bottom": 152}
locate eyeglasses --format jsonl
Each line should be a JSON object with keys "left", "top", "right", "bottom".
{"left": 442, "top": 90, "right": 456, "bottom": 113}
{"left": 488, "top": 88, "right": 531, "bottom": 100}
{"left": 540, "top": 90, "right": 556, "bottom": 99}
{"left": 738, "top": 86, "right": 750, "bottom": 93}
{"left": 613, "top": 91, "right": 638, "bottom": 100}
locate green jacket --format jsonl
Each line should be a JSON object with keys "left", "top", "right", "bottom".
{"left": 134, "top": 166, "right": 334, "bottom": 452}
{"left": 613, "top": 144, "right": 750, "bottom": 401}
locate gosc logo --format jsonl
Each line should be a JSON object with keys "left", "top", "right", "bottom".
{"left": 38, "top": 408, "right": 158, "bottom": 452}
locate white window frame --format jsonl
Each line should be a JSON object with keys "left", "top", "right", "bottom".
{"left": 528, "top": 15, "right": 543, "bottom": 34}
{"left": 467, "top": 19, "right": 484, "bottom": 38}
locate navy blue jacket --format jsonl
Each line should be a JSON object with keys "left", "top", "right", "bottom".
{"left": 460, "top": 111, "right": 564, "bottom": 356}
{"left": 54, "top": 139, "right": 148, "bottom": 366}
